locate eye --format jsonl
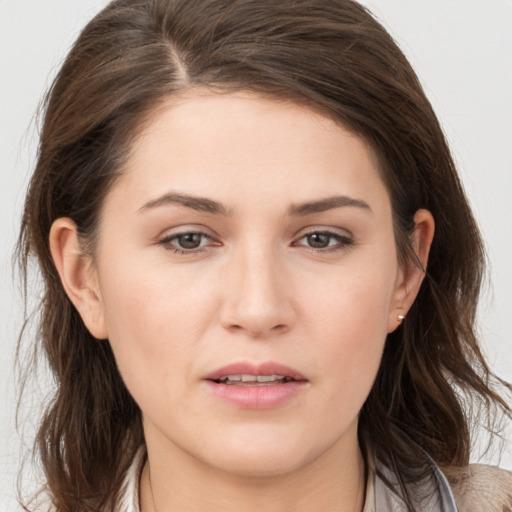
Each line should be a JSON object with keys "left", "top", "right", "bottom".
{"left": 158, "top": 231, "right": 218, "bottom": 254}
{"left": 294, "top": 230, "right": 353, "bottom": 252}
{"left": 174, "top": 232, "right": 206, "bottom": 249}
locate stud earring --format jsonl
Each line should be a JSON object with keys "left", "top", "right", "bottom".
{"left": 397, "top": 314, "right": 406, "bottom": 322}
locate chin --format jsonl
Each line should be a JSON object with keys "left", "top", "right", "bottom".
{"left": 212, "top": 452, "right": 311, "bottom": 478}
{"left": 199, "top": 430, "right": 321, "bottom": 478}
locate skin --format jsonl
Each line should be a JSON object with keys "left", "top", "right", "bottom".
{"left": 50, "top": 90, "right": 434, "bottom": 512}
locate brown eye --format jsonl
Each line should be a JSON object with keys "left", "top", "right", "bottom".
{"left": 294, "top": 230, "right": 354, "bottom": 252}
{"left": 158, "top": 231, "right": 215, "bottom": 253}
{"left": 176, "top": 233, "right": 204, "bottom": 249}
{"left": 306, "top": 233, "right": 331, "bottom": 249}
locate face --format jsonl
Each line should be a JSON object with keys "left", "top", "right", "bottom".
{"left": 59, "top": 90, "right": 425, "bottom": 478}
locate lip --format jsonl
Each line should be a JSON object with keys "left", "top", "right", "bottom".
{"left": 203, "top": 361, "right": 308, "bottom": 409}
{"left": 203, "top": 361, "right": 307, "bottom": 382}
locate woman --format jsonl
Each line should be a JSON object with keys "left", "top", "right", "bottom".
{"left": 17, "top": 0, "right": 512, "bottom": 510}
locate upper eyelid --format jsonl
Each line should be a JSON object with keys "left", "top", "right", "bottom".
{"left": 292, "top": 228, "right": 355, "bottom": 250}
{"left": 297, "top": 230, "right": 348, "bottom": 239}
{"left": 294, "top": 231, "right": 351, "bottom": 244}
{"left": 155, "top": 229, "right": 214, "bottom": 251}
{"left": 160, "top": 232, "right": 216, "bottom": 247}
{"left": 292, "top": 225, "right": 353, "bottom": 239}
{"left": 163, "top": 232, "right": 210, "bottom": 241}
{"left": 157, "top": 225, "right": 217, "bottom": 240}
{"left": 161, "top": 230, "right": 211, "bottom": 239}
{"left": 157, "top": 231, "right": 217, "bottom": 254}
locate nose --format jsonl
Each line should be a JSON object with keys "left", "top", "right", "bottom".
{"left": 219, "top": 245, "right": 295, "bottom": 337}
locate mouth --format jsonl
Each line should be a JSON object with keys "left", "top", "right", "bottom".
{"left": 204, "top": 361, "right": 307, "bottom": 385}
{"left": 212, "top": 374, "right": 298, "bottom": 386}
{"left": 203, "top": 362, "right": 308, "bottom": 409}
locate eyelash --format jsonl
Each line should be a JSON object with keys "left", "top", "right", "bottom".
{"left": 157, "top": 229, "right": 354, "bottom": 255}
{"left": 158, "top": 231, "right": 217, "bottom": 255}
{"left": 293, "top": 230, "right": 354, "bottom": 252}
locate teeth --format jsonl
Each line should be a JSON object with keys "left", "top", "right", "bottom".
{"left": 218, "top": 374, "right": 289, "bottom": 383}
{"left": 256, "top": 375, "right": 284, "bottom": 382}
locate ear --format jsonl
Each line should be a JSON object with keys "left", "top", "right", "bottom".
{"left": 388, "top": 209, "right": 435, "bottom": 333}
{"left": 49, "top": 218, "right": 108, "bottom": 340}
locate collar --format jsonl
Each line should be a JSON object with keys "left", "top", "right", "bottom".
{"left": 363, "top": 443, "right": 458, "bottom": 512}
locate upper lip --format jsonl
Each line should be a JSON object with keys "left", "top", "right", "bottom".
{"left": 204, "top": 361, "right": 307, "bottom": 382}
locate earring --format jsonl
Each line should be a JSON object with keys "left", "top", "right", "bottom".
{"left": 397, "top": 314, "right": 405, "bottom": 322}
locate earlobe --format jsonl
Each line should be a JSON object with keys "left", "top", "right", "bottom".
{"left": 49, "top": 218, "right": 108, "bottom": 340}
{"left": 388, "top": 209, "right": 435, "bottom": 333}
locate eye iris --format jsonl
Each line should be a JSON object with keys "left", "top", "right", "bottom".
{"left": 178, "top": 233, "right": 202, "bottom": 249}
{"left": 307, "top": 233, "right": 331, "bottom": 248}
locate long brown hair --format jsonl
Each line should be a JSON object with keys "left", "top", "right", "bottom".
{"left": 17, "top": 0, "right": 511, "bottom": 510}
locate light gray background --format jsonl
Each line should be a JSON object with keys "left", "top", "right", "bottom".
{"left": 1, "top": 0, "right": 511, "bottom": 510}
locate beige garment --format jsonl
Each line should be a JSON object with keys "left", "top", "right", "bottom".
{"left": 442, "top": 464, "right": 512, "bottom": 512}
{"left": 364, "top": 459, "right": 512, "bottom": 511}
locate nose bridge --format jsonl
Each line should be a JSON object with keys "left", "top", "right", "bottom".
{"left": 221, "top": 238, "right": 293, "bottom": 336}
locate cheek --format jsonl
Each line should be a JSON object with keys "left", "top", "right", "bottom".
{"left": 303, "top": 255, "right": 397, "bottom": 341}
{"left": 99, "top": 247, "right": 216, "bottom": 333}
{"left": 299, "top": 255, "right": 397, "bottom": 407}
{"left": 95, "top": 254, "right": 220, "bottom": 400}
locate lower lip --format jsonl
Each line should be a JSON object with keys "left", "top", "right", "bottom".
{"left": 204, "top": 380, "right": 307, "bottom": 409}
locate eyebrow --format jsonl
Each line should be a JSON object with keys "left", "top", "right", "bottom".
{"left": 138, "top": 192, "right": 231, "bottom": 215}
{"left": 138, "top": 192, "right": 371, "bottom": 216}
{"left": 288, "top": 195, "right": 372, "bottom": 216}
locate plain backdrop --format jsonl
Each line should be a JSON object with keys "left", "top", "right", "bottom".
{"left": 1, "top": 0, "right": 511, "bottom": 510}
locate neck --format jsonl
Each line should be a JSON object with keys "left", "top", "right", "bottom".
{"left": 140, "top": 424, "right": 366, "bottom": 512}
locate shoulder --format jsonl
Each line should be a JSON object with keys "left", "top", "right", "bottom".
{"left": 441, "top": 464, "right": 512, "bottom": 512}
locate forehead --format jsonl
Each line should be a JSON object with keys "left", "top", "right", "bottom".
{"left": 109, "top": 89, "right": 390, "bottom": 216}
